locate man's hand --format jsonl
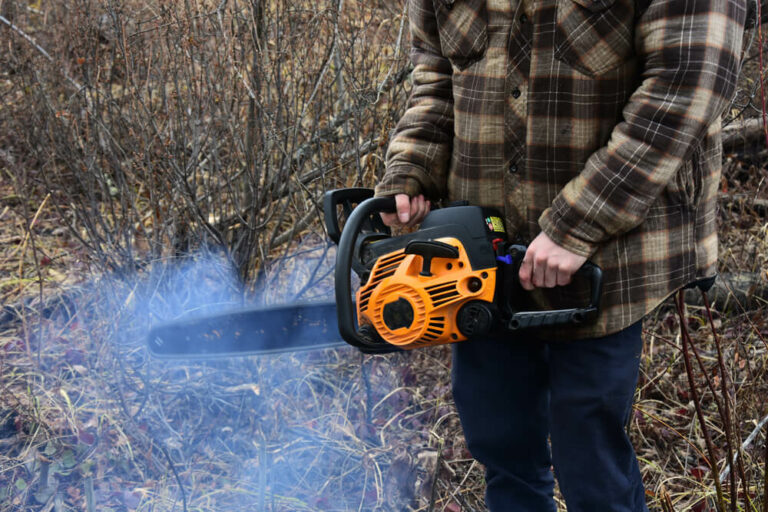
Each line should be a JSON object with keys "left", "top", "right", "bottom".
{"left": 380, "top": 194, "right": 431, "bottom": 228}
{"left": 518, "top": 232, "right": 587, "bottom": 290}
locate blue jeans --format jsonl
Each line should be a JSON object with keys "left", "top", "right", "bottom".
{"left": 451, "top": 322, "right": 649, "bottom": 512}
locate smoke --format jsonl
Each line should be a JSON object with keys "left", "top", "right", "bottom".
{"left": 62, "top": 241, "right": 437, "bottom": 511}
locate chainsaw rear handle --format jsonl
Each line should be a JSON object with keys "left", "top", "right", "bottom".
{"left": 506, "top": 245, "right": 603, "bottom": 330}
{"left": 334, "top": 195, "right": 402, "bottom": 353}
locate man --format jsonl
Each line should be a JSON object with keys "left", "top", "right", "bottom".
{"left": 375, "top": 0, "right": 747, "bottom": 509}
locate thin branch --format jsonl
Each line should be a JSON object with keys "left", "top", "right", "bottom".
{"left": 719, "top": 412, "right": 768, "bottom": 484}
{"left": 676, "top": 292, "right": 727, "bottom": 510}
{"left": 374, "top": 2, "right": 409, "bottom": 104}
{"left": 0, "top": 14, "right": 84, "bottom": 92}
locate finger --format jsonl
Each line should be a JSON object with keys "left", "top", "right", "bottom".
{"left": 406, "top": 195, "right": 425, "bottom": 227}
{"left": 420, "top": 198, "right": 431, "bottom": 223}
{"left": 556, "top": 267, "right": 573, "bottom": 287}
{"left": 406, "top": 195, "right": 421, "bottom": 226}
{"left": 395, "top": 194, "right": 411, "bottom": 224}
{"left": 543, "top": 261, "right": 558, "bottom": 288}
{"left": 532, "top": 255, "right": 546, "bottom": 288}
{"left": 412, "top": 195, "right": 428, "bottom": 225}
{"left": 380, "top": 212, "right": 399, "bottom": 227}
{"left": 417, "top": 195, "right": 427, "bottom": 220}
{"left": 519, "top": 258, "right": 534, "bottom": 291}
{"left": 405, "top": 196, "right": 419, "bottom": 227}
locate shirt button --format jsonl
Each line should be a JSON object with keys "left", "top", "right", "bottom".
{"left": 520, "top": 14, "right": 528, "bottom": 24}
{"left": 508, "top": 163, "right": 518, "bottom": 174}
{"left": 512, "top": 88, "right": 521, "bottom": 98}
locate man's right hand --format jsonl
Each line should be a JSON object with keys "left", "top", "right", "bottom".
{"left": 380, "top": 194, "right": 431, "bottom": 228}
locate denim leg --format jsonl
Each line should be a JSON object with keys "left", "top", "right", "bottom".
{"left": 452, "top": 336, "right": 556, "bottom": 512}
{"left": 547, "top": 322, "right": 649, "bottom": 512}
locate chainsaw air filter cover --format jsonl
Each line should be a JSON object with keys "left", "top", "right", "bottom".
{"left": 356, "top": 236, "right": 497, "bottom": 349}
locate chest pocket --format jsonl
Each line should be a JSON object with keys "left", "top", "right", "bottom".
{"left": 554, "top": 0, "right": 634, "bottom": 76}
{"left": 433, "top": 0, "right": 489, "bottom": 70}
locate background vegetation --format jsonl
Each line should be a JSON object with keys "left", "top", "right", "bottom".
{"left": 1, "top": 0, "right": 767, "bottom": 510}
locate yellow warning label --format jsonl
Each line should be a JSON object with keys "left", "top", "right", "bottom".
{"left": 486, "top": 216, "right": 505, "bottom": 233}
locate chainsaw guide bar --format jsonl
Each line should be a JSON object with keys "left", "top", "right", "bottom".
{"left": 148, "top": 302, "right": 348, "bottom": 358}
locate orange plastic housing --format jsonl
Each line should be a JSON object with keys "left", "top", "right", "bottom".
{"left": 356, "top": 237, "right": 497, "bottom": 349}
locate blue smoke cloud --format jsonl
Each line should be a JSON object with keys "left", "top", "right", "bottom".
{"left": 85, "top": 243, "right": 436, "bottom": 511}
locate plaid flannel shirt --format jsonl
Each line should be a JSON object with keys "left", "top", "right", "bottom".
{"left": 375, "top": 0, "right": 747, "bottom": 338}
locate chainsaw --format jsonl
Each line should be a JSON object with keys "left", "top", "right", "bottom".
{"left": 147, "top": 188, "right": 602, "bottom": 357}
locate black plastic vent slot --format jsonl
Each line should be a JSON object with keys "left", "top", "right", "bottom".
{"left": 360, "top": 253, "right": 407, "bottom": 309}
{"left": 426, "top": 282, "right": 460, "bottom": 307}
{"left": 425, "top": 316, "right": 445, "bottom": 339}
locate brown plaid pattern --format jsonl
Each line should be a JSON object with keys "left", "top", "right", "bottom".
{"left": 376, "top": 0, "right": 747, "bottom": 338}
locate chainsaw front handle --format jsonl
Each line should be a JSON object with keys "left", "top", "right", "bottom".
{"left": 323, "top": 188, "right": 378, "bottom": 244}
{"left": 334, "top": 196, "right": 402, "bottom": 353}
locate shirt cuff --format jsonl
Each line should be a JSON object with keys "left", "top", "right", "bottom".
{"left": 374, "top": 164, "right": 442, "bottom": 200}
{"left": 538, "top": 206, "right": 599, "bottom": 259}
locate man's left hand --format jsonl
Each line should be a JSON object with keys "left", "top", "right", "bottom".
{"left": 518, "top": 232, "right": 587, "bottom": 290}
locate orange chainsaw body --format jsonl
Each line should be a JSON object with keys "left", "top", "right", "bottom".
{"left": 356, "top": 237, "right": 497, "bottom": 349}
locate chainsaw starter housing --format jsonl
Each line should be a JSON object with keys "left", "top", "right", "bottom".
{"left": 357, "top": 236, "right": 498, "bottom": 349}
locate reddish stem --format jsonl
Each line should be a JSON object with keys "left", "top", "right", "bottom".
{"left": 759, "top": 0, "right": 768, "bottom": 148}
{"left": 702, "top": 291, "right": 740, "bottom": 511}
{"left": 676, "top": 292, "right": 726, "bottom": 510}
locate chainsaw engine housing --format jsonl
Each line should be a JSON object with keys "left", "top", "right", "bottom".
{"left": 355, "top": 205, "right": 506, "bottom": 349}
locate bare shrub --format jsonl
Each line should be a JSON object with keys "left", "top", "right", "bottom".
{"left": 4, "top": 0, "right": 410, "bottom": 279}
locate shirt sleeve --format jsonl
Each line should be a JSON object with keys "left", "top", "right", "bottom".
{"left": 375, "top": 0, "right": 454, "bottom": 200}
{"left": 539, "top": 0, "right": 747, "bottom": 257}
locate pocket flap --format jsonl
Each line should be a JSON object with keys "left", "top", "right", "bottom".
{"left": 570, "top": 0, "right": 617, "bottom": 13}
{"left": 433, "top": 0, "right": 488, "bottom": 65}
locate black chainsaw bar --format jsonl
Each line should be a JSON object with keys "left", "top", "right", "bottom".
{"left": 148, "top": 302, "right": 348, "bottom": 358}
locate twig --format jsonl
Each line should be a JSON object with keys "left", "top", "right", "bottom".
{"left": 719, "top": 412, "right": 768, "bottom": 484}
{"left": 258, "top": 439, "right": 267, "bottom": 512}
{"left": 427, "top": 438, "right": 444, "bottom": 512}
{"left": 633, "top": 404, "right": 710, "bottom": 464}
{"left": 270, "top": 208, "right": 320, "bottom": 249}
{"left": 361, "top": 353, "right": 376, "bottom": 445}
{"left": 676, "top": 292, "right": 726, "bottom": 510}
{"left": 85, "top": 475, "right": 95, "bottom": 512}
{"left": 296, "top": 0, "right": 345, "bottom": 125}
{"left": 374, "top": 2, "right": 409, "bottom": 104}
{"left": 0, "top": 15, "right": 83, "bottom": 92}
{"left": 16, "top": 192, "right": 50, "bottom": 367}
{"left": 15, "top": 193, "right": 50, "bottom": 287}
{"left": 157, "top": 442, "right": 188, "bottom": 512}
{"left": 721, "top": 118, "right": 766, "bottom": 149}
{"left": 757, "top": 0, "right": 768, "bottom": 149}
{"left": 659, "top": 485, "right": 676, "bottom": 512}
{"left": 702, "top": 291, "right": 738, "bottom": 511}
{"left": 763, "top": 431, "right": 767, "bottom": 512}
{"left": 716, "top": 276, "right": 768, "bottom": 351}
